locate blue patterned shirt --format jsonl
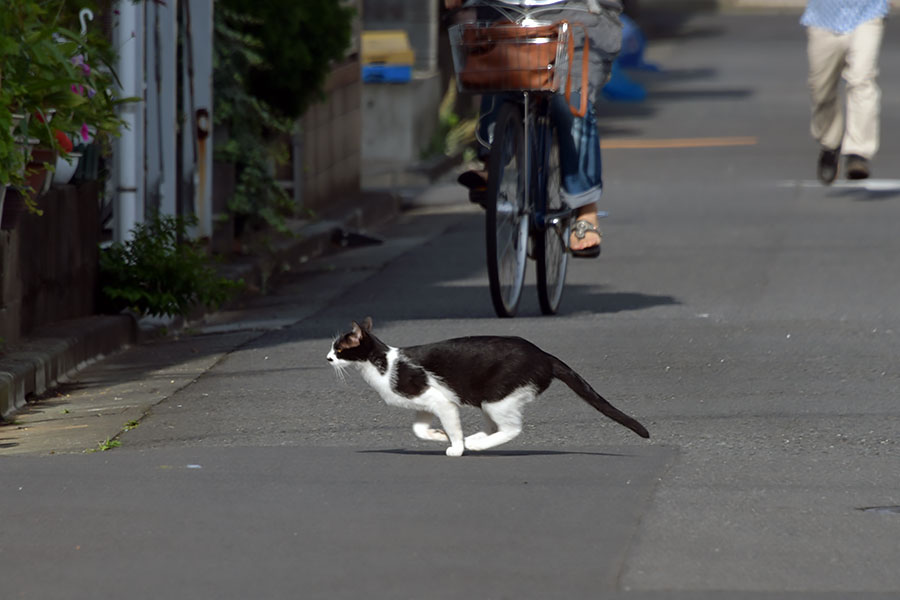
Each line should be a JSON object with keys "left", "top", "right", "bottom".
{"left": 801, "top": 0, "right": 890, "bottom": 34}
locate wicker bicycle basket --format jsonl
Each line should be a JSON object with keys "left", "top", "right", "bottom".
{"left": 449, "top": 21, "right": 571, "bottom": 93}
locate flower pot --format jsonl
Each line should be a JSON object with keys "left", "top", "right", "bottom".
{"left": 25, "top": 146, "right": 56, "bottom": 196}
{"left": 10, "top": 113, "right": 25, "bottom": 136}
{"left": 53, "top": 152, "right": 82, "bottom": 185}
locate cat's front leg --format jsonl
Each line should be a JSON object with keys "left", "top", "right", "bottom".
{"left": 430, "top": 401, "right": 465, "bottom": 457}
{"left": 412, "top": 410, "right": 450, "bottom": 442}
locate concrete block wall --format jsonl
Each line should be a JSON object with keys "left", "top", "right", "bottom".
{"left": 0, "top": 182, "right": 101, "bottom": 346}
{"left": 299, "top": 59, "right": 363, "bottom": 215}
{"left": 359, "top": 0, "right": 445, "bottom": 173}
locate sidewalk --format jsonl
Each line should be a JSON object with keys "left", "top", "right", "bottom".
{"left": 0, "top": 189, "right": 401, "bottom": 427}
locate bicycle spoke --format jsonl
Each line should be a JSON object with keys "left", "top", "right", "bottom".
{"left": 485, "top": 102, "right": 528, "bottom": 318}
{"left": 536, "top": 122, "right": 569, "bottom": 315}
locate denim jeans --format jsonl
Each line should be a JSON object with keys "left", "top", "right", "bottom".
{"left": 477, "top": 93, "right": 603, "bottom": 209}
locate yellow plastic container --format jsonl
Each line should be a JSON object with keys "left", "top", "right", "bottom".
{"left": 361, "top": 30, "right": 415, "bottom": 65}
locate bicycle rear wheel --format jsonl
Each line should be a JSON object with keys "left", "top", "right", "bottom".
{"left": 485, "top": 102, "right": 528, "bottom": 318}
{"left": 536, "top": 124, "right": 569, "bottom": 315}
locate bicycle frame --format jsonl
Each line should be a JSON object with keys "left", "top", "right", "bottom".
{"left": 511, "top": 91, "right": 575, "bottom": 237}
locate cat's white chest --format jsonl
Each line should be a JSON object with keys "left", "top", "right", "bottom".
{"left": 358, "top": 348, "right": 415, "bottom": 409}
{"left": 356, "top": 348, "right": 450, "bottom": 411}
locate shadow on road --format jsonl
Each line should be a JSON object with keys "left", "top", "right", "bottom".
{"left": 357, "top": 448, "right": 633, "bottom": 458}
{"left": 597, "top": 11, "right": 753, "bottom": 134}
{"left": 301, "top": 213, "right": 681, "bottom": 324}
{"left": 838, "top": 189, "right": 900, "bottom": 202}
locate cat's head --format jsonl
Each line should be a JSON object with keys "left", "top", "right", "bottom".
{"left": 326, "top": 317, "right": 376, "bottom": 367}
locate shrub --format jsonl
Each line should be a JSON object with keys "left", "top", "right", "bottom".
{"left": 100, "top": 213, "right": 243, "bottom": 318}
{"left": 213, "top": 7, "right": 294, "bottom": 233}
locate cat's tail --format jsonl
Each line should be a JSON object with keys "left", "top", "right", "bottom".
{"left": 551, "top": 358, "right": 650, "bottom": 439}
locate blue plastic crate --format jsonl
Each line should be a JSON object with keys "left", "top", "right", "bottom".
{"left": 362, "top": 64, "right": 412, "bottom": 84}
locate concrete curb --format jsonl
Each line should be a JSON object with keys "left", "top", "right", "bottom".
{"left": 0, "top": 315, "right": 137, "bottom": 420}
{"left": 0, "top": 190, "right": 401, "bottom": 423}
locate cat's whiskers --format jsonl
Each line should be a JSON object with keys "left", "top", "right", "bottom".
{"left": 330, "top": 360, "right": 349, "bottom": 384}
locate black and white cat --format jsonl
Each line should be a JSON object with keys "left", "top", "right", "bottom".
{"left": 326, "top": 318, "right": 650, "bottom": 456}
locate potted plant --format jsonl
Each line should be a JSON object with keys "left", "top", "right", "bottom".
{"left": 1, "top": 0, "right": 130, "bottom": 225}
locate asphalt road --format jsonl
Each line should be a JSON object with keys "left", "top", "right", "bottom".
{"left": 2, "top": 12, "right": 900, "bottom": 599}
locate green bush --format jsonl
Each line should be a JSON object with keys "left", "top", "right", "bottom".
{"left": 100, "top": 213, "right": 243, "bottom": 318}
{"left": 212, "top": 1, "right": 353, "bottom": 234}
{"left": 213, "top": 7, "right": 294, "bottom": 233}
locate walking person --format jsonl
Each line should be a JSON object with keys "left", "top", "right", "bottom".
{"left": 801, "top": 0, "right": 890, "bottom": 184}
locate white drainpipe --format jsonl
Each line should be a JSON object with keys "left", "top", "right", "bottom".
{"left": 114, "top": 0, "right": 144, "bottom": 242}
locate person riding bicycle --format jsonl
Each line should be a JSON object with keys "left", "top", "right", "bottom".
{"left": 446, "top": 0, "right": 622, "bottom": 258}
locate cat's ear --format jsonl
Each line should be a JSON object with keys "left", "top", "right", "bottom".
{"left": 362, "top": 317, "right": 373, "bottom": 332}
{"left": 349, "top": 320, "right": 367, "bottom": 344}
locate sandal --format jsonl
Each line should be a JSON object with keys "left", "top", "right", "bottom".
{"left": 570, "top": 219, "right": 601, "bottom": 258}
{"left": 457, "top": 170, "right": 488, "bottom": 209}
{"left": 457, "top": 170, "right": 487, "bottom": 191}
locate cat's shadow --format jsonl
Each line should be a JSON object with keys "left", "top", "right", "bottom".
{"left": 358, "top": 448, "right": 631, "bottom": 458}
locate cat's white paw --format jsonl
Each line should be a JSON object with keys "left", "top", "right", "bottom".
{"left": 445, "top": 445, "right": 464, "bottom": 457}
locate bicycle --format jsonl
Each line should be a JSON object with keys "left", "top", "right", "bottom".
{"left": 449, "top": 2, "right": 604, "bottom": 318}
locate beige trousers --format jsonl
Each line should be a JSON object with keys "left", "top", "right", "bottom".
{"left": 806, "top": 18, "right": 884, "bottom": 159}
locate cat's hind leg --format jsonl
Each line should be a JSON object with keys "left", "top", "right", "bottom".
{"left": 464, "top": 412, "right": 498, "bottom": 447}
{"left": 464, "top": 388, "right": 535, "bottom": 451}
{"left": 412, "top": 410, "right": 450, "bottom": 442}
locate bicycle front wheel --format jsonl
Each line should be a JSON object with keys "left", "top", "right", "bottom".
{"left": 485, "top": 102, "right": 529, "bottom": 318}
{"left": 536, "top": 124, "right": 569, "bottom": 315}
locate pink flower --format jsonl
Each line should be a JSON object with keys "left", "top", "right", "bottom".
{"left": 81, "top": 123, "right": 90, "bottom": 142}
{"left": 71, "top": 55, "right": 91, "bottom": 77}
